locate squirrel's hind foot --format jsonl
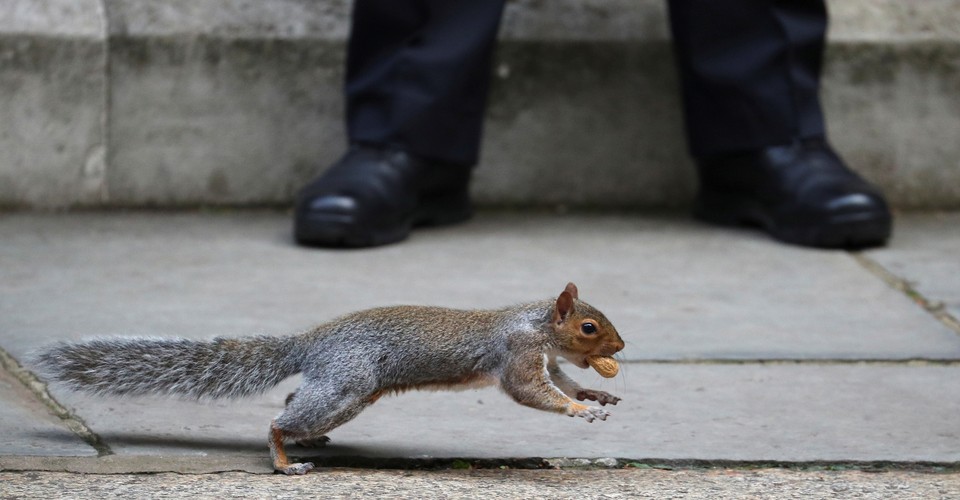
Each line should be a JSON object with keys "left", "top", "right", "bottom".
{"left": 278, "top": 462, "right": 315, "bottom": 475}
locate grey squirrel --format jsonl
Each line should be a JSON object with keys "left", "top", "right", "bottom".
{"left": 35, "top": 283, "right": 625, "bottom": 475}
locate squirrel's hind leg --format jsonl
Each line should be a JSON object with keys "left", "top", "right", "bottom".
{"left": 284, "top": 391, "right": 331, "bottom": 448}
{"left": 269, "top": 421, "right": 315, "bottom": 475}
{"left": 269, "top": 380, "right": 378, "bottom": 474}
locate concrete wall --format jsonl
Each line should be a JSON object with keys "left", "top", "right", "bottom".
{"left": 2, "top": 0, "right": 959, "bottom": 209}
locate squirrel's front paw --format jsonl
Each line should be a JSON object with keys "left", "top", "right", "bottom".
{"left": 279, "top": 462, "right": 315, "bottom": 475}
{"left": 576, "top": 389, "right": 621, "bottom": 406}
{"left": 568, "top": 403, "right": 611, "bottom": 423}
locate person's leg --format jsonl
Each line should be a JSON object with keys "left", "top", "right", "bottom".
{"left": 346, "top": 0, "right": 507, "bottom": 166}
{"left": 295, "top": 0, "right": 507, "bottom": 248}
{"left": 668, "top": 0, "right": 826, "bottom": 158}
{"left": 667, "top": 0, "right": 891, "bottom": 248}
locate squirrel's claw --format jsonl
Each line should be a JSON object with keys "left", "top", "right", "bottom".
{"left": 570, "top": 404, "right": 611, "bottom": 422}
{"left": 279, "top": 462, "right": 315, "bottom": 475}
{"left": 576, "top": 389, "right": 621, "bottom": 406}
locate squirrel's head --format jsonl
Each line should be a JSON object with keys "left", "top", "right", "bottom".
{"left": 550, "top": 282, "right": 625, "bottom": 369}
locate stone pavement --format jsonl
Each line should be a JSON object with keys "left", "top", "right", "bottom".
{"left": 4, "top": 469, "right": 960, "bottom": 499}
{"left": 0, "top": 211, "right": 958, "bottom": 481}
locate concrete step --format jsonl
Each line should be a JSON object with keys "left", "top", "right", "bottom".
{"left": 2, "top": 0, "right": 960, "bottom": 209}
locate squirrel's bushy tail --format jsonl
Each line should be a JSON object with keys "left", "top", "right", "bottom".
{"left": 34, "top": 335, "right": 305, "bottom": 399}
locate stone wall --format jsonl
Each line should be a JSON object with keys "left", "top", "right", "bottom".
{"left": 2, "top": 0, "right": 959, "bottom": 209}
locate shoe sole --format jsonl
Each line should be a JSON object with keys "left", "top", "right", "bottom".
{"left": 694, "top": 191, "right": 892, "bottom": 249}
{"left": 295, "top": 190, "right": 472, "bottom": 248}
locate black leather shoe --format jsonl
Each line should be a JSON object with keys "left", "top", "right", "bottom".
{"left": 294, "top": 145, "right": 472, "bottom": 247}
{"left": 694, "top": 139, "right": 892, "bottom": 249}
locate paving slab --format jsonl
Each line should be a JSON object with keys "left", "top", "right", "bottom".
{"left": 2, "top": 212, "right": 958, "bottom": 464}
{"left": 0, "top": 212, "right": 957, "bottom": 361}
{"left": 866, "top": 212, "right": 960, "bottom": 323}
{"left": 0, "top": 367, "right": 96, "bottom": 457}
{"left": 34, "top": 364, "right": 960, "bottom": 462}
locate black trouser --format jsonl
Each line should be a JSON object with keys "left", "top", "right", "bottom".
{"left": 345, "top": 0, "right": 828, "bottom": 165}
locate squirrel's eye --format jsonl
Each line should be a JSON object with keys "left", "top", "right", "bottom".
{"left": 581, "top": 322, "right": 597, "bottom": 334}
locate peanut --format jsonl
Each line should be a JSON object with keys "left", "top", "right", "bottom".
{"left": 586, "top": 355, "right": 619, "bottom": 378}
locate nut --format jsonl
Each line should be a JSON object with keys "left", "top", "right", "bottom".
{"left": 586, "top": 355, "right": 619, "bottom": 378}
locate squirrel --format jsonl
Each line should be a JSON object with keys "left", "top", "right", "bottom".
{"left": 35, "top": 282, "right": 625, "bottom": 475}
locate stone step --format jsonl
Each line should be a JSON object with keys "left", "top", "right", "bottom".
{"left": 2, "top": 0, "right": 959, "bottom": 209}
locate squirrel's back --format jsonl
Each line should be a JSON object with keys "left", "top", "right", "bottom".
{"left": 297, "top": 302, "right": 553, "bottom": 389}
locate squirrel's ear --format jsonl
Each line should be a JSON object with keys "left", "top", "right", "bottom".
{"left": 564, "top": 282, "right": 579, "bottom": 300}
{"left": 553, "top": 290, "right": 575, "bottom": 324}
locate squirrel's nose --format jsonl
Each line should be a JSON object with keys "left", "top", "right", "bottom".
{"left": 601, "top": 341, "right": 624, "bottom": 356}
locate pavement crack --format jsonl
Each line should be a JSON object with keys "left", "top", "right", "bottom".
{"left": 0, "top": 347, "right": 114, "bottom": 457}
{"left": 850, "top": 252, "right": 960, "bottom": 336}
{"left": 2, "top": 456, "right": 957, "bottom": 474}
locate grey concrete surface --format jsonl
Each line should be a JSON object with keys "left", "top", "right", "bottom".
{"left": 37, "top": 364, "right": 960, "bottom": 462}
{"left": 0, "top": 0, "right": 103, "bottom": 36}
{"left": 2, "top": 1, "right": 960, "bottom": 209}
{"left": 0, "top": 211, "right": 959, "bottom": 471}
{"left": 102, "top": 0, "right": 351, "bottom": 39}
{"left": 866, "top": 212, "right": 960, "bottom": 322}
{"left": 104, "top": 37, "right": 346, "bottom": 206}
{"left": 828, "top": 1, "right": 960, "bottom": 41}
{"left": 0, "top": 19, "right": 107, "bottom": 208}
{"left": 1, "top": 213, "right": 957, "bottom": 361}
{"left": 0, "top": 369, "right": 96, "bottom": 457}
{"left": 3, "top": 469, "right": 960, "bottom": 499}
{"left": 90, "top": 0, "right": 960, "bottom": 41}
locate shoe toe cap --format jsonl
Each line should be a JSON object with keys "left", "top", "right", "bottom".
{"left": 307, "top": 194, "right": 358, "bottom": 214}
{"left": 824, "top": 192, "right": 883, "bottom": 212}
